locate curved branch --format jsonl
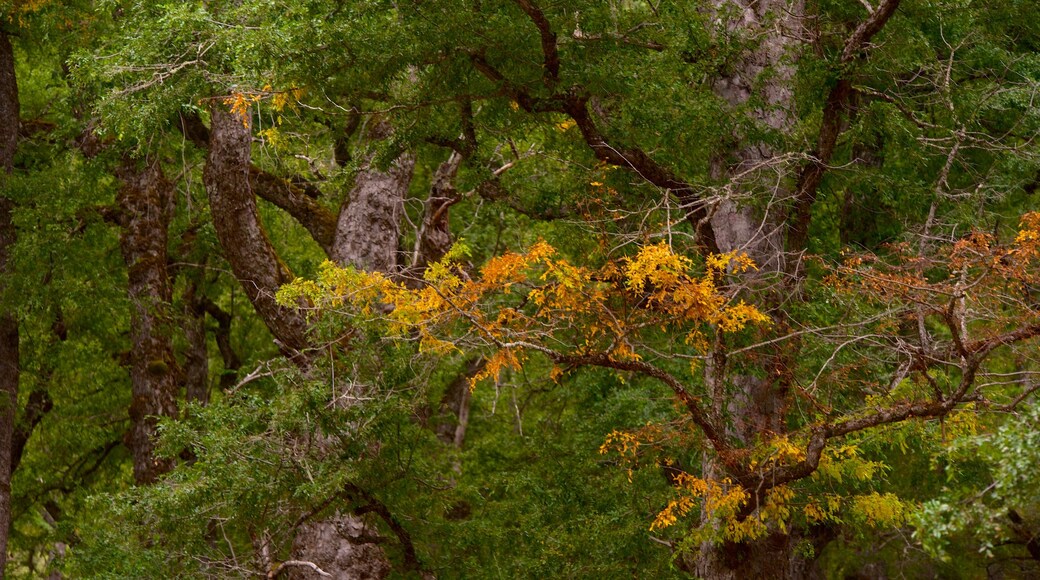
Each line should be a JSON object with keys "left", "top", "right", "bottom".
{"left": 555, "top": 352, "right": 742, "bottom": 468}
{"left": 786, "top": 0, "right": 902, "bottom": 260}
{"left": 469, "top": 54, "right": 720, "bottom": 254}
{"left": 203, "top": 104, "right": 311, "bottom": 361}
{"left": 342, "top": 483, "right": 423, "bottom": 573}
{"left": 249, "top": 166, "right": 338, "bottom": 252}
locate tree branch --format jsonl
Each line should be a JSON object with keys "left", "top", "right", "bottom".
{"left": 249, "top": 166, "right": 338, "bottom": 253}
{"left": 842, "top": 0, "right": 902, "bottom": 63}
{"left": 786, "top": 0, "right": 902, "bottom": 261}
{"left": 512, "top": 0, "right": 560, "bottom": 87}
{"left": 342, "top": 483, "right": 423, "bottom": 573}
{"left": 179, "top": 109, "right": 339, "bottom": 255}
{"left": 10, "top": 388, "right": 52, "bottom": 474}
{"left": 538, "top": 350, "right": 746, "bottom": 478}
{"left": 203, "top": 104, "right": 311, "bottom": 362}
{"left": 469, "top": 54, "right": 720, "bottom": 254}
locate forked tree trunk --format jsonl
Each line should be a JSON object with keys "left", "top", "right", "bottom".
{"left": 204, "top": 103, "right": 417, "bottom": 578}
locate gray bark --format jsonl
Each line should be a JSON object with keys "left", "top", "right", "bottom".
{"left": 696, "top": 0, "right": 902, "bottom": 574}
{"left": 411, "top": 152, "right": 463, "bottom": 274}
{"left": 698, "top": 0, "right": 808, "bottom": 574}
{"left": 292, "top": 127, "right": 417, "bottom": 576}
{"left": 330, "top": 141, "right": 415, "bottom": 271}
{"left": 708, "top": 0, "right": 802, "bottom": 274}
{"left": 289, "top": 515, "right": 391, "bottom": 580}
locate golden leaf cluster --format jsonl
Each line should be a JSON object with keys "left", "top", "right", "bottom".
{"left": 279, "top": 241, "right": 770, "bottom": 389}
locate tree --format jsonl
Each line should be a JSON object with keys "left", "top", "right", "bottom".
{"left": 2, "top": 0, "right": 1039, "bottom": 577}
{"left": 0, "top": 21, "right": 22, "bottom": 576}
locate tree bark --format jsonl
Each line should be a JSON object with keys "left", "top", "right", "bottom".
{"left": 433, "top": 357, "right": 484, "bottom": 448}
{"left": 203, "top": 104, "right": 311, "bottom": 362}
{"left": 330, "top": 122, "right": 415, "bottom": 272}
{"left": 691, "top": 528, "right": 830, "bottom": 580}
{"left": 708, "top": 0, "right": 802, "bottom": 273}
{"left": 288, "top": 515, "right": 390, "bottom": 580}
{"left": 699, "top": 0, "right": 811, "bottom": 574}
{"left": 0, "top": 26, "right": 19, "bottom": 575}
{"left": 198, "top": 296, "right": 241, "bottom": 390}
{"left": 116, "top": 158, "right": 180, "bottom": 485}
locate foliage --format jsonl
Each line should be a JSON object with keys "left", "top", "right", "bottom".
{"left": 3, "top": 0, "right": 1040, "bottom": 578}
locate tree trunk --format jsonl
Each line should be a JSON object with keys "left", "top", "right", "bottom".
{"left": 708, "top": 0, "right": 802, "bottom": 274}
{"left": 0, "top": 26, "right": 19, "bottom": 575}
{"left": 292, "top": 126, "right": 418, "bottom": 577}
{"left": 288, "top": 515, "right": 391, "bottom": 580}
{"left": 204, "top": 104, "right": 311, "bottom": 362}
{"left": 330, "top": 122, "right": 415, "bottom": 272}
{"left": 699, "top": 0, "right": 811, "bottom": 575}
{"left": 691, "top": 529, "right": 830, "bottom": 580}
{"left": 116, "top": 158, "right": 180, "bottom": 485}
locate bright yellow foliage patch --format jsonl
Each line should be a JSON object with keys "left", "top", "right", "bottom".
{"left": 279, "top": 241, "right": 769, "bottom": 391}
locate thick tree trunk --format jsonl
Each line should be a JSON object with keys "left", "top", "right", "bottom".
{"left": 0, "top": 26, "right": 19, "bottom": 575}
{"left": 691, "top": 529, "right": 830, "bottom": 580}
{"left": 288, "top": 515, "right": 391, "bottom": 580}
{"left": 204, "top": 105, "right": 311, "bottom": 361}
{"left": 292, "top": 128, "right": 418, "bottom": 577}
{"left": 708, "top": 0, "right": 802, "bottom": 274}
{"left": 699, "top": 0, "right": 811, "bottom": 575}
{"left": 116, "top": 159, "right": 180, "bottom": 485}
{"left": 330, "top": 124, "right": 415, "bottom": 272}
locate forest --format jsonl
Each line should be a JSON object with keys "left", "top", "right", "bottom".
{"left": 1, "top": 0, "right": 1039, "bottom": 578}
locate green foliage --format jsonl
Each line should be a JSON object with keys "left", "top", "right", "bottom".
{"left": 914, "top": 404, "right": 1040, "bottom": 561}
{"left": 4, "top": 0, "right": 1040, "bottom": 577}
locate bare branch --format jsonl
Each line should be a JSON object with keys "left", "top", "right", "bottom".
{"left": 267, "top": 560, "right": 332, "bottom": 578}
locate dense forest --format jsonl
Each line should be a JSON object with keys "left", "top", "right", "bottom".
{"left": 1, "top": 0, "right": 1039, "bottom": 577}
